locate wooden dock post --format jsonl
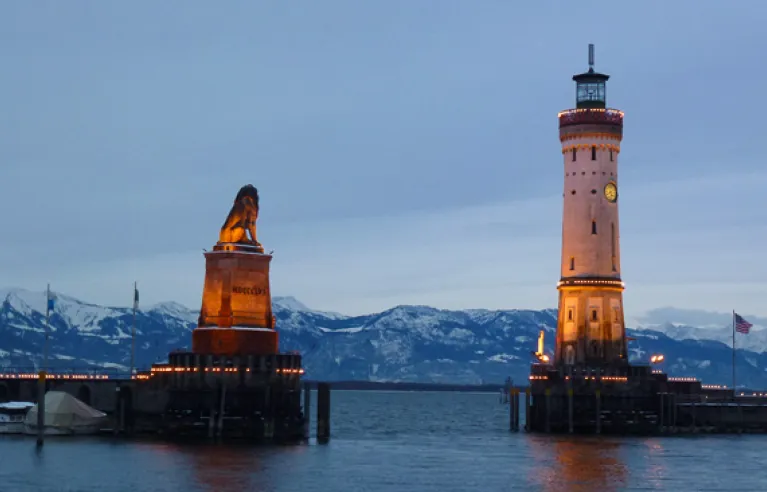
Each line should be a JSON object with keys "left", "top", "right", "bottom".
{"left": 659, "top": 393, "right": 665, "bottom": 434}
{"left": 508, "top": 389, "right": 517, "bottom": 432}
{"left": 36, "top": 370, "right": 46, "bottom": 447}
{"left": 216, "top": 384, "right": 226, "bottom": 437}
{"left": 595, "top": 390, "right": 601, "bottom": 434}
{"left": 671, "top": 393, "right": 677, "bottom": 433}
{"left": 120, "top": 395, "right": 126, "bottom": 434}
{"left": 691, "top": 401, "right": 697, "bottom": 432}
{"left": 737, "top": 401, "right": 743, "bottom": 434}
{"left": 264, "top": 386, "right": 274, "bottom": 440}
{"left": 207, "top": 389, "right": 217, "bottom": 439}
{"left": 524, "top": 388, "right": 531, "bottom": 432}
{"left": 317, "top": 382, "right": 330, "bottom": 443}
{"left": 545, "top": 388, "right": 551, "bottom": 433}
{"left": 114, "top": 386, "right": 125, "bottom": 435}
{"left": 510, "top": 389, "right": 520, "bottom": 432}
{"left": 567, "top": 388, "right": 574, "bottom": 434}
{"left": 303, "top": 383, "right": 311, "bottom": 439}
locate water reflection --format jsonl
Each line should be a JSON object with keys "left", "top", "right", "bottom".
{"left": 642, "top": 438, "right": 668, "bottom": 488}
{"left": 145, "top": 442, "right": 270, "bottom": 492}
{"left": 173, "top": 442, "right": 310, "bottom": 492}
{"left": 527, "top": 436, "right": 629, "bottom": 491}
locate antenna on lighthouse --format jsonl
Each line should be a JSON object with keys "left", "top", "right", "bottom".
{"left": 588, "top": 44, "right": 595, "bottom": 70}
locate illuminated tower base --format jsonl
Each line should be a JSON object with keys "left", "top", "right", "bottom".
{"left": 555, "top": 279, "right": 626, "bottom": 366}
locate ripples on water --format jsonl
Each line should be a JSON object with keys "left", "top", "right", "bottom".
{"left": 2, "top": 391, "right": 765, "bottom": 491}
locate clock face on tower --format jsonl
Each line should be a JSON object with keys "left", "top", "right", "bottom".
{"left": 604, "top": 182, "right": 618, "bottom": 202}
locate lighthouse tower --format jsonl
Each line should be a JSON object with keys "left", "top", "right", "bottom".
{"left": 555, "top": 45, "right": 627, "bottom": 367}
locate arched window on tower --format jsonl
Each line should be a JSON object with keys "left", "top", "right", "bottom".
{"left": 591, "top": 220, "right": 597, "bottom": 235}
{"left": 609, "top": 149, "right": 614, "bottom": 162}
{"left": 591, "top": 310, "right": 598, "bottom": 322}
{"left": 591, "top": 146, "right": 597, "bottom": 160}
{"left": 572, "top": 148, "right": 577, "bottom": 162}
{"left": 569, "top": 257, "right": 575, "bottom": 270}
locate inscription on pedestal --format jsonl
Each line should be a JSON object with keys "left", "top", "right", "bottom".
{"left": 232, "top": 286, "right": 269, "bottom": 296}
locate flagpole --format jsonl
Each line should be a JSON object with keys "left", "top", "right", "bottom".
{"left": 732, "top": 309, "right": 736, "bottom": 391}
{"left": 130, "top": 281, "right": 137, "bottom": 377}
{"left": 44, "top": 283, "right": 50, "bottom": 373}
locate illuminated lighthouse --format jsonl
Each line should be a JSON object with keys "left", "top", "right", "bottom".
{"left": 555, "top": 44, "right": 627, "bottom": 367}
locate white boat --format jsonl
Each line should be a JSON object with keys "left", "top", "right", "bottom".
{"left": 0, "top": 402, "right": 35, "bottom": 434}
{"left": 24, "top": 391, "right": 107, "bottom": 436}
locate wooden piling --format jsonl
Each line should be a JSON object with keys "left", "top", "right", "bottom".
{"left": 207, "top": 389, "right": 217, "bottom": 439}
{"left": 509, "top": 389, "right": 519, "bottom": 432}
{"left": 264, "top": 386, "right": 274, "bottom": 440}
{"left": 595, "top": 390, "right": 601, "bottom": 434}
{"left": 545, "top": 388, "right": 551, "bottom": 433}
{"left": 671, "top": 393, "right": 677, "bottom": 433}
{"left": 508, "top": 389, "right": 515, "bottom": 432}
{"left": 317, "top": 382, "right": 330, "bottom": 443}
{"left": 113, "top": 386, "right": 120, "bottom": 436}
{"left": 303, "top": 383, "right": 311, "bottom": 439}
{"left": 524, "top": 388, "right": 531, "bottom": 432}
{"left": 691, "top": 401, "right": 697, "bottom": 432}
{"left": 737, "top": 401, "right": 743, "bottom": 434}
{"left": 119, "top": 394, "right": 126, "bottom": 433}
{"left": 659, "top": 393, "right": 665, "bottom": 433}
{"left": 36, "top": 371, "right": 46, "bottom": 447}
{"left": 216, "top": 384, "right": 226, "bottom": 437}
{"left": 567, "top": 388, "right": 574, "bottom": 434}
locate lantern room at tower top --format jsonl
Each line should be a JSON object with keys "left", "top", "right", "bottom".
{"left": 573, "top": 43, "right": 609, "bottom": 109}
{"left": 558, "top": 44, "right": 623, "bottom": 131}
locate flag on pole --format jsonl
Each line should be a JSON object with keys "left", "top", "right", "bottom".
{"left": 133, "top": 284, "right": 139, "bottom": 311}
{"left": 46, "top": 289, "right": 55, "bottom": 314}
{"left": 735, "top": 313, "right": 753, "bottom": 334}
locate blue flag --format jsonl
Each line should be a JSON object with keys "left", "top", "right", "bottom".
{"left": 47, "top": 297, "right": 54, "bottom": 313}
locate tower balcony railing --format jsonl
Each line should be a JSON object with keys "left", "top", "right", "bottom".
{"left": 558, "top": 108, "right": 623, "bottom": 128}
{"left": 557, "top": 277, "right": 625, "bottom": 289}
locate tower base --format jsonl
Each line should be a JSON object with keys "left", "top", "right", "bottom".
{"left": 527, "top": 363, "right": 715, "bottom": 434}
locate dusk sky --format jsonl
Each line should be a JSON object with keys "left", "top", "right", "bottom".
{"left": 2, "top": 1, "right": 766, "bottom": 319}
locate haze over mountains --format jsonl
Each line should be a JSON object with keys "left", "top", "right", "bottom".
{"left": 1, "top": 287, "right": 765, "bottom": 388}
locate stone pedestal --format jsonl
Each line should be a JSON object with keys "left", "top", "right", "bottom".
{"left": 192, "top": 243, "right": 278, "bottom": 355}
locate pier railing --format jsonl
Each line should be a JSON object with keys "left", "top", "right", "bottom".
{"left": 0, "top": 366, "right": 137, "bottom": 380}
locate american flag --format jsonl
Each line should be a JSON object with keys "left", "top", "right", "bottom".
{"left": 735, "top": 313, "right": 753, "bottom": 334}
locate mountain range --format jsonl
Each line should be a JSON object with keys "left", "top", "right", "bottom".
{"left": 1, "top": 287, "right": 765, "bottom": 388}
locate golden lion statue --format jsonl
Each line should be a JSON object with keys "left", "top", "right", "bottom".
{"left": 219, "top": 184, "right": 261, "bottom": 245}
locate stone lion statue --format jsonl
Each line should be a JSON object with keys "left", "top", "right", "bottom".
{"left": 219, "top": 184, "right": 261, "bottom": 245}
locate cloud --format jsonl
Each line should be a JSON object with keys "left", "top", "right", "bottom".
{"left": 2, "top": 1, "right": 766, "bottom": 320}
{"left": 7, "top": 170, "right": 765, "bottom": 320}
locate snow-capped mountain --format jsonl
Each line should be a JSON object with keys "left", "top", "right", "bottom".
{"left": 1, "top": 287, "right": 766, "bottom": 387}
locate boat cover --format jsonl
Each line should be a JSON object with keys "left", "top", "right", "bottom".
{"left": 24, "top": 391, "right": 106, "bottom": 432}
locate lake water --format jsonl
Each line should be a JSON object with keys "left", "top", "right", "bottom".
{"left": 2, "top": 390, "right": 764, "bottom": 491}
